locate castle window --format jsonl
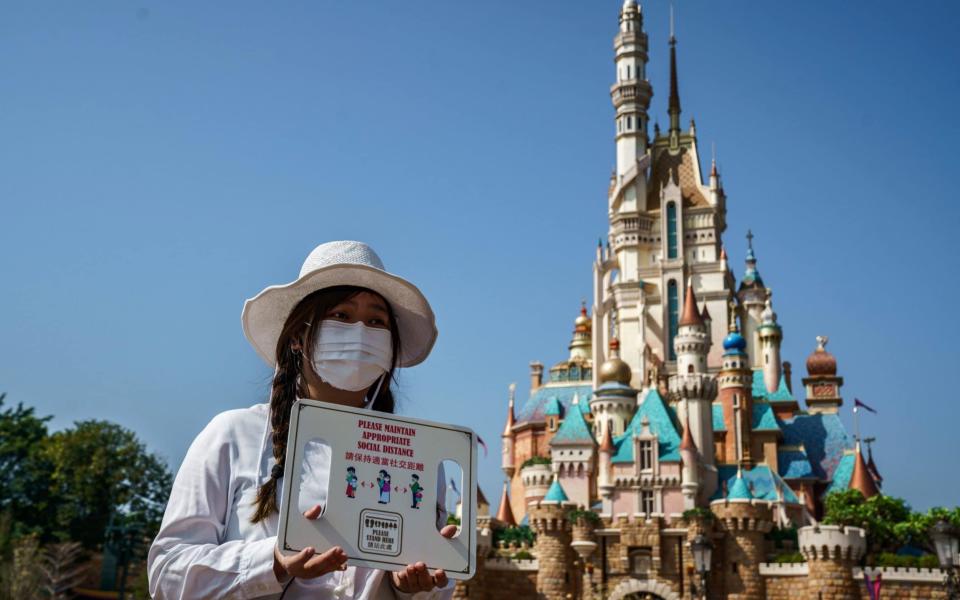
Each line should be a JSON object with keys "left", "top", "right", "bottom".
{"left": 640, "top": 490, "right": 654, "bottom": 515}
{"left": 627, "top": 116, "right": 633, "bottom": 129}
{"left": 628, "top": 547, "right": 652, "bottom": 578}
{"left": 667, "top": 202, "right": 678, "bottom": 259}
{"left": 668, "top": 280, "right": 679, "bottom": 360}
{"left": 627, "top": 65, "right": 632, "bottom": 79}
{"left": 639, "top": 440, "right": 654, "bottom": 470}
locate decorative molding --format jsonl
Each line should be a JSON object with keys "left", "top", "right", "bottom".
{"left": 759, "top": 562, "right": 809, "bottom": 576}
{"left": 855, "top": 566, "right": 948, "bottom": 583}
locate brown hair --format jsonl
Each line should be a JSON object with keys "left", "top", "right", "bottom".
{"left": 250, "top": 285, "right": 401, "bottom": 523}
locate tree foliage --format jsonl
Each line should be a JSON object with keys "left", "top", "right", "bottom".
{"left": 823, "top": 489, "right": 960, "bottom": 557}
{"left": 0, "top": 395, "right": 172, "bottom": 552}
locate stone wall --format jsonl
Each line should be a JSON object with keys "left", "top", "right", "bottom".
{"left": 454, "top": 557, "right": 538, "bottom": 600}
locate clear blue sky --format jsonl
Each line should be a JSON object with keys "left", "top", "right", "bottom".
{"left": 2, "top": 1, "right": 958, "bottom": 512}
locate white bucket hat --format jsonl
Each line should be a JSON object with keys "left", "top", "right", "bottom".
{"left": 241, "top": 241, "right": 437, "bottom": 368}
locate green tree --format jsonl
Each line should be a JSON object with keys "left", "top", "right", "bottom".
{"left": 41, "top": 420, "right": 172, "bottom": 550}
{"left": 823, "top": 489, "right": 911, "bottom": 555}
{"left": 0, "top": 394, "right": 55, "bottom": 545}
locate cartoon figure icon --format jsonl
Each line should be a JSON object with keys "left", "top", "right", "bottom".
{"left": 409, "top": 474, "right": 423, "bottom": 509}
{"left": 345, "top": 466, "right": 358, "bottom": 498}
{"left": 377, "top": 470, "right": 391, "bottom": 504}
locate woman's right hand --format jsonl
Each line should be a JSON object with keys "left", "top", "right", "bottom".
{"left": 273, "top": 544, "right": 347, "bottom": 581}
{"left": 272, "top": 503, "right": 346, "bottom": 581}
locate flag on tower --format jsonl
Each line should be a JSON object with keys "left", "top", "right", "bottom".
{"left": 854, "top": 398, "right": 877, "bottom": 414}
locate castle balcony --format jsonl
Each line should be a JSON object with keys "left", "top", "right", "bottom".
{"left": 613, "top": 31, "right": 649, "bottom": 55}
{"left": 610, "top": 80, "right": 653, "bottom": 107}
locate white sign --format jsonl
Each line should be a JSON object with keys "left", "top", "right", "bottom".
{"left": 276, "top": 399, "right": 478, "bottom": 579}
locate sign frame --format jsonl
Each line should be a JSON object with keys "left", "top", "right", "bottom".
{"left": 276, "top": 398, "right": 478, "bottom": 579}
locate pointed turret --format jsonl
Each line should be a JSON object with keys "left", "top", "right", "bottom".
{"left": 758, "top": 293, "right": 783, "bottom": 394}
{"left": 849, "top": 443, "right": 880, "bottom": 499}
{"left": 727, "top": 473, "right": 754, "bottom": 500}
{"left": 679, "top": 280, "right": 704, "bottom": 327}
{"left": 865, "top": 440, "right": 883, "bottom": 488}
{"left": 495, "top": 481, "right": 517, "bottom": 527}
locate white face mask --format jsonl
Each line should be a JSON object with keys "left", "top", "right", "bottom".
{"left": 310, "top": 320, "right": 393, "bottom": 392}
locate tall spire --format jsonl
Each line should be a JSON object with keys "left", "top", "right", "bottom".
{"left": 502, "top": 383, "right": 516, "bottom": 436}
{"left": 668, "top": 5, "right": 682, "bottom": 136}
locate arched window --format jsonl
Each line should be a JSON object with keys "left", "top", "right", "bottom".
{"left": 668, "top": 280, "right": 679, "bottom": 360}
{"left": 666, "top": 202, "right": 678, "bottom": 259}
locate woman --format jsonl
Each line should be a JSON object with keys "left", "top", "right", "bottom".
{"left": 148, "top": 241, "right": 456, "bottom": 599}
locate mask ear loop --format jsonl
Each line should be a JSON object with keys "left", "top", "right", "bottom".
{"left": 365, "top": 372, "right": 386, "bottom": 410}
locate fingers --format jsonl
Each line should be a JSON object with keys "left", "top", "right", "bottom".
{"left": 433, "top": 569, "right": 448, "bottom": 589}
{"left": 302, "top": 546, "right": 347, "bottom": 576}
{"left": 393, "top": 568, "right": 410, "bottom": 592}
{"left": 302, "top": 504, "right": 323, "bottom": 520}
{"left": 439, "top": 524, "right": 458, "bottom": 538}
{"left": 415, "top": 562, "right": 432, "bottom": 590}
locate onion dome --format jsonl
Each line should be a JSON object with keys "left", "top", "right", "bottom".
{"left": 599, "top": 338, "right": 632, "bottom": 385}
{"left": 723, "top": 331, "right": 746, "bottom": 353}
{"left": 679, "top": 282, "right": 704, "bottom": 327}
{"left": 850, "top": 444, "right": 880, "bottom": 499}
{"left": 806, "top": 335, "right": 837, "bottom": 377}
{"left": 575, "top": 302, "right": 590, "bottom": 329}
{"left": 495, "top": 482, "right": 517, "bottom": 526}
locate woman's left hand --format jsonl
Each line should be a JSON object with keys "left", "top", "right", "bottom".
{"left": 390, "top": 525, "right": 458, "bottom": 593}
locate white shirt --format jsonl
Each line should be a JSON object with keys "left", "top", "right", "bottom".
{"left": 148, "top": 402, "right": 454, "bottom": 600}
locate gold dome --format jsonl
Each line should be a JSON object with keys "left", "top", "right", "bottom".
{"left": 599, "top": 339, "right": 632, "bottom": 385}
{"left": 574, "top": 303, "right": 591, "bottom": 331}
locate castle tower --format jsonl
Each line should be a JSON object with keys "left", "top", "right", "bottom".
{"left": 711, "top": 495, "right": 774, "bottom": 600}
{"left": 569, "top": 303, "right": 592, "bottom": 361}
{"left": 501, "top": 383, "right": 516, "bottom": 479}
{"left": 593, "top": 3, "right": 732, "bottom": 387}
{"left": 612, "top": 0, "right": 651, "bottom": 181}
{"left": 799, "top": 525, "right": 867, "bottom": 599}
{"left": 802, "top": 336, "right": 844, "bottom": 414}
{"left": 717, "top": 303, "right": 754, "bottom": 466}
{"left": 530, "top": 481, "right": 576, "bottom": 600}
{"left": 589, "top": 338, "right": 638, "bottom": 439}
{"left": 757, "top": 293, "right": 783, "bottom": 394}
{"left": 737, "top": 231, "right": 768, "bottom": 367}
{"left": 668, "top": 282, "right": 717, "bottom": 502}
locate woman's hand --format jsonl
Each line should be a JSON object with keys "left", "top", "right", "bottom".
{"left": 390, "top": 524, "right": 458, "bottom": 593}
{"left": 273, "top": 545, "right": 347, "bottom": 581}
{"left": 272, "top": 503, "right": 346, "bottom": 580}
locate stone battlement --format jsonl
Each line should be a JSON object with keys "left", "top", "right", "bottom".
{"left": 710, "top": 498, "right": 774, "bottom": 533}
{"left": 759, "top": 562, "right": 809, "bottom": 576}
{"left": 798, "top": 525, "right": 867, "bottom": 561}
{"left": 855, "top": 566, "right": 949, "bottom": 582}
{"left": 668, "top": 372, "right": 717, "bottom": 399}
{"left": 485, "top": 557, "right": 540, "bottom": 572}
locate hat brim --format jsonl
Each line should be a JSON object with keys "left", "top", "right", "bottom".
{"left": 241, "top": 263, "right": 437, "bottom": 368}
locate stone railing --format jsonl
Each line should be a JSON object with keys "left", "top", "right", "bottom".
{"left": 484, "top": 557, "right": 540, "bottom": 572}
{"left": 759, "top": 562, "right": 809, "bottom": 576}
{"left": 854, "top": 566, "right": 948, "bottom": 582}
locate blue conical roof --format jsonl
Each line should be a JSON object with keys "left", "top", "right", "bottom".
{"left": 550, "top": 397, "right": 596, "bottom": 445}
{"left": 543, "top": 479, "right": 569, "bottom": 503}
{"left": 728, "top": 474, "right": 753, "bottom": 500}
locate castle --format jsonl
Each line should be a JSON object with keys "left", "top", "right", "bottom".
{"left": 454, "top": 2, "right": 950, "bottom": 599}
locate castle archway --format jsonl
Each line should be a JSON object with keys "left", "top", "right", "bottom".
{"left": 607, "top": 578, "right": 680, "bottom": 600}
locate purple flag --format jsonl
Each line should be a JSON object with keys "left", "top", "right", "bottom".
{"left": 854, "top": 398, "right": 878, "bottom": 414}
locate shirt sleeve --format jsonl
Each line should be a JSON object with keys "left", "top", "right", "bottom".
{"left": 147, "top": 412, "right": 284, "bottom": 600}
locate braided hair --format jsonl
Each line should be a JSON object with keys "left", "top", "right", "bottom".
{"left": 250, "top": 286, "right": 401, "bottom": 523}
